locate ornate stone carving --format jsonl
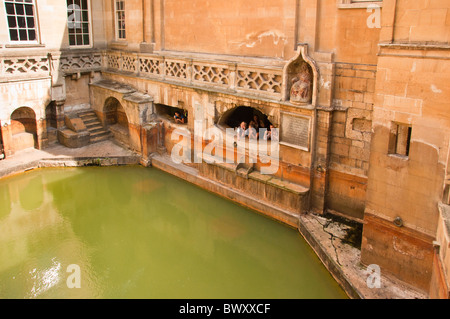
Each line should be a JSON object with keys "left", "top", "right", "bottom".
{"left": 2, "top": 57, "right": 49, "bottom": 76}
{"left": 140, "top": 57, "right": 162, "bottom": 76}
{"left": 60, "top": 53, "right": 102, "bottom": 72}
{"left": 236, "top": 68, "right": 282, "bottom": 95}
{"left": 99, "top": 51, "right": 285, "bottom": 101}
{"left": 289, "top": 63, "right": 312, "bottom": 104}
{"left": 283, "top": 44, "right": 317, "bottom": 106}
{"left": 193, "top": 64, "right": 229, "bottom": 86}
{"left": 165, "top": 60, "right": 187, "bottom": 79}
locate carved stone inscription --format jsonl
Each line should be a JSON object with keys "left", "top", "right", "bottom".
{"left": 280, "top": 113, "right": 310, "bottom": 150}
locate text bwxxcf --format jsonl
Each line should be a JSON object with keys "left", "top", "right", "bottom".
{"left": 224, "top": 304, "right": 270, "bottom": 314}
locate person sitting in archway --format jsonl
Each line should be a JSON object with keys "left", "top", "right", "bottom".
{"left": 174, "top": 111, "right": 186, "bottom": 124}
{"left": 264, "top": 124, "right": 279, "bottom": 141}
{"left": 248, "top": 122, "right": 257, "bottom": 140}
{"left": 253, "top": 114, "right": 265, "bottom": 131}
{"left": 236, "top": 121, "right": 248, "bottom": 140}
{"left": 248, "top": 121, "right": 258, "bottom": 140}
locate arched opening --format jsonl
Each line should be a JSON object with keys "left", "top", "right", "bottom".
{"left": 103, "top": 97, "right": 130, "bottom": 147}
{"left": 155, "top": 104, "right": 188, "bottom": 125}
{"left": 10, "top": 107, "right": 38, "bottom": 152}
{"left": 218, "top": 106, "right": 272, "bottom": 131}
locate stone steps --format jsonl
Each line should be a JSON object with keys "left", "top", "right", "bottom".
{"left": 78, "top": 110, "right": 111, "bottom": 144}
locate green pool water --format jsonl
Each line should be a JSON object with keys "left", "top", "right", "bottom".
{"left": 0, "top": 166, "right": 347, "bottom": 299}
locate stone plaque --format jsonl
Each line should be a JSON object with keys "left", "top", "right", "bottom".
{"left": 280, "top": 113, "right": 310, "bottom": 150}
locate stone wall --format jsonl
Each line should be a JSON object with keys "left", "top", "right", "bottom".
{"left": 325, "top": 63, "right": 377, "bottom": 220}
{"left": 360, "top": 0, "right": 450, "bottom": 290}
{"left": 393, "top": 0, "right": 450, "bottom": 43}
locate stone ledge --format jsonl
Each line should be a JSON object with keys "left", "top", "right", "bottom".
{"left": 123, "top": 91, "right": 154, "bottom": 104}
{"left": 90, "top": 79, "right": 136, "bottom": 94}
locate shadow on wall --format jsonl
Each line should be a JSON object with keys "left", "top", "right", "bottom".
{"left": 218, "top": 106, "right": 272, "bottom": 129}
{"left": 104, "top": 97, "right": 129, "bottom": 129}
{"left": 155, "top": 104, "right": 188, "bottom": 124}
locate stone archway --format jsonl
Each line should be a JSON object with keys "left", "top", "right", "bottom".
{"left": 10, "top": 107, "right": 38, "bottom": 152}
{"left": 218, "top": 105, "right": 273, "bottom": 130}
{"left": 103, "top": 97, "right": 130, "bottom": 147}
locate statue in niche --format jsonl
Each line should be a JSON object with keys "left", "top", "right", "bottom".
{"left": 290, "top": 63, "right": 312, "bottom": 104}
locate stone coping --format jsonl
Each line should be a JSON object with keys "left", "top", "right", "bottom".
{"left": 89, "top": 79, "right": 136, "bottom": 94}
{"left": 0, "top": 141, "right": 139, "bottom": 179}
{"left": 123, "top": 91, "right": 154, "bottom": 104}
{"left": 0, "top": 155, "right": 140, "bottom": 180}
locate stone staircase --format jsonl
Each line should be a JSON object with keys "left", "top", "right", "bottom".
{"left": 78, "top": 110, "right": 111, "bottom": 144}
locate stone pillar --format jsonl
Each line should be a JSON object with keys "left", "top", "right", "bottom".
{"left": 310, "top": 108, "right": 333, "bottom": 214}
{"left": 36, "top": 118, "right": 47, "bottom": 150}
{"left": 140, "top": 123, "right": 159, "bottom": 165}
{"left": 1, "top": 123, "right": 14, "bottom": 158}
{"left": 157, "top": 120, "right": 166, "bottom": 153}
{"left": 140, "top": 0, "right": 155, "bottom": 53}
{"left": 55, "top": 100, "right": 66, "bottom": 129}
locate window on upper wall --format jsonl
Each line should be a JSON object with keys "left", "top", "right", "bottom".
{"left": 66, "top": 0, "right": 91, "bottom": 47}
{"left": 4, "top": 0, "right": 38, "bottom": 43}
{"left": 115, "top": 0, "right": 126, "bottom": 40}
{"left": 388, "top": 123, "right": 412, "bottom": 158}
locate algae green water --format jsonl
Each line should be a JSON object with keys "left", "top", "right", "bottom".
{"left": 0, "top": 166, "right": 347, "bottom": 299}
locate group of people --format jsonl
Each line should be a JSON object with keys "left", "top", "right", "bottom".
{"left": 236, "top": 115, "right": 278, "bottom": 141}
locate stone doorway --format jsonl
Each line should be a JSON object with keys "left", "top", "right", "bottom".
{"left": 103, "top": 97, "right": 130, "bottom": 147}
{"left": 10, "top": 107, "right": 38, "bottom": 152}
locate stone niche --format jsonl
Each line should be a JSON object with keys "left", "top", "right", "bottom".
{"left": 283, "top": 45, "right": 318, "bottom": 107}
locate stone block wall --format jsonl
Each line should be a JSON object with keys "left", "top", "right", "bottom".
{"left": 325, "top": 63, "right": 377, "bottom": 219}
{"left": 393, "top": 0, "right": 450, "bottom": 43}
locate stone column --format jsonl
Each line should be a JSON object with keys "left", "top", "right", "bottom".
{"left": 55, "top": 100, "right": 66, "bottom": 130}
{"left": 310, "top": 108, "right": 333, "bottom": 214}
{"left": 1, "top": 123, "right": 14, "bottom": 157}
{"left": 140, "top": 0, "right": 155, "bottom": 53}
{"left": 36, "top": 118, "right": 47, "bottom": 150}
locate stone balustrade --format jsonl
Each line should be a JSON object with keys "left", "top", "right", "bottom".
{"left": 1, "top": 50, "right": 285, "bottom": 102}
{"left": 0, "top": 50, "right": 104, "bottom": 81}
{"left": 104, "top": 50, "right": 284, "bottom": 101}
{"left": 0, "top": 55, "right": 51, "bottom": 79}
{"left": 59, "top": 51, "right": 103, "bottom": 74}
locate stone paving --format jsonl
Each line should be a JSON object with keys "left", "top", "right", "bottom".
{"left": 0, "top": 141, "right": 138, "bottom": 178}
{"left": 300, "top": 213, "right": 427, "bottom": 299}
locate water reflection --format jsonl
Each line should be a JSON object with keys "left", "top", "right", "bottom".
{"left": 0, "top": 169, "right": 101, "bottom": 298}
{"left": 18, "top": 174, "right": 44, "bottom": 211}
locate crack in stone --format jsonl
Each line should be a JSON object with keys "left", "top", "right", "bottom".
{"left": 312, "top": 215, "right": 344, "bottom": 267}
